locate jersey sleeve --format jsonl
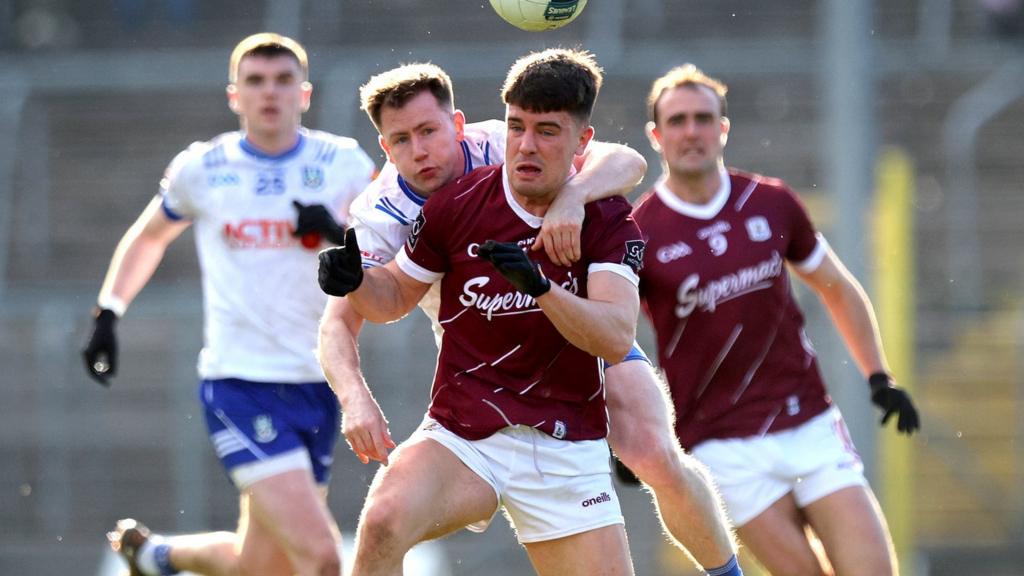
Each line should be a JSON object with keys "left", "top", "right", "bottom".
{"left": 347, "top": 165, "right": 419, "bottom": 269}
{"left": 326, "top": 136, "right": 376, "bottom": 225}
{"left": 159, "top": 143, "right": 206, "bottom": 220}
{"left": 395, "top": 202, "right": 447, "bottom": 284}
{"left": 780, "top": 185, "right": 826, "bottom": 273}
{"left": 582, "top": 197, "right": 644, "bottom": 286}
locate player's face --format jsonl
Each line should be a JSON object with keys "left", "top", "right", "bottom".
{"left": 505, "top": 105, "right": 593, "bottom": 206}
{"left": 649, "top": 85, "right": 729, "bottom": 178}
{"left": 378, "top": 90, "right": 466, "bottom": 197}
{"left": 227, "top": 55, "right": 311, "bottom": 138}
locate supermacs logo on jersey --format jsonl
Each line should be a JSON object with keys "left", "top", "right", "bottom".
{"left": 407, "top": 212, "right": 426, "bottom": 251}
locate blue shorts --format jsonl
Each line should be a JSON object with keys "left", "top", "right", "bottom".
{"left": 199, "top": 378, "right": 339, "bottom": 490}
{"left": 602, "top": 342, "right": 651, "bottom": 370}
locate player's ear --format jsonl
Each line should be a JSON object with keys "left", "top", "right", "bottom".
{"left": 720, "top": 115, "right": 730, "bottom": 147}
{"left": 574, "top": 124, "right": 595, "bottom": 156}
{"left": 378, "top": 134, "right": 395, "bottom": 165}
{"left": 300, "top": 81, "right": 313, "bottom": 113}
{"left": 453, "top": 109, "right": 466, "bottom": 142}
{"left": 226, "top": 84, "right": 240, "bottom": 114}
{"left": 645, "top": 121, "right": 662, "bottom": 153}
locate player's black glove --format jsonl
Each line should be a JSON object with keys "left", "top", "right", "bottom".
{"left": 82, "top": 308, "right": 118, "bottom": 387}
{"left": 292, "top": 200, "right": 346, "bottom": 246}
{"left": 869, "top": 372, "right": 920, "bottom": 434}
{"left": 477, "top": 240, "right": 551, "bottom": 298}
{"left": 318, "top": 228, "right": 364, "bottom": 297}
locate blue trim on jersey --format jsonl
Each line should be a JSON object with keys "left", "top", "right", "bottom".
{"left": 374, "top": 196, "right": 413, "bottom": 225}
{"left": 239, "top": 132, "right": 305, "bottom": 162}
{"left": 461, "top": 140, "right": 472, "bottom": 174}
{"left": 160, "top": 198, "right": 187, "bottom": 221}
{"left": 483, "top": 141, "right": 492, "bottom": 166}
{"left": 601, "top": 342, "right": 651, "bottom": 371}
{"left": 396, "top": 175, "right": 428, "bottom": 206}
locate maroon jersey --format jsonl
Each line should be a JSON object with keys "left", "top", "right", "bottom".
{"left": 633, "top": 168, "right": 831, "bottom": 449}
{"left": 396, "top": 165, "right": 644, "bottom": 441}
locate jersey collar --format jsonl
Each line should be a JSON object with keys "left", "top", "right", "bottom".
{"left": 239, "top": 131, "right": 306, "bottom": 162}
{"left": 654, "top": 166, "right": 731, "bottom": 220}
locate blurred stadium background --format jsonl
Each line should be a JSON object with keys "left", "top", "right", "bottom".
{"left": 1, "top": 0, "right": 1023, "bottom": 574}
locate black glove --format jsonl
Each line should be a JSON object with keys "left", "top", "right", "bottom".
{"left": 292, "top": 200, "right": 346, "bottom": 245}
{"left": 318, "top": 228, "right": 364, "bottom": 297}
{"left": 869, "top": 372, "right": 920, "bottom": 434}
{"left": 612, "top": 454, "right": 641, "bottom": 486}
{"left": 82, "top": 308, "right": 118, "bottom": 387}
{"left": 477, "top": 240, "right": 551, "bottom": 298}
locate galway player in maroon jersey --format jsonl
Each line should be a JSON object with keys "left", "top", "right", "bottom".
{"left": 317, "top": 63, "right": 741, "bottom": 574}
{"left": 322, "top": 49, "right": 643, "bottom": 576}
{"left": 634, "top": 64, "right": 920, "bottom": 575}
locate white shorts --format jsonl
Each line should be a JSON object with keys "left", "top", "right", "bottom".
{"left": 691, "top": 406, "right": 866, "bottom": 526}
{"left": 411, "top": 417, "right": 623, "bottom": 544}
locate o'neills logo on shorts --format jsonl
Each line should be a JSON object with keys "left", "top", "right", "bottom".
{"left": 581, "top": 492, "right": 613, "bottom": 507}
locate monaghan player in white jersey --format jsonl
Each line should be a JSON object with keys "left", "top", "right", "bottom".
{"left": 317, "top": 63, "right": 743, "bottom": 575}
{"left": 81, "top": 33, "right": 374, "bottom": 576}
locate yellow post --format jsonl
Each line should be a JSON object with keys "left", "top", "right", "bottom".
{"left": 873, "top": 146, "right": 916, "bottom": 576}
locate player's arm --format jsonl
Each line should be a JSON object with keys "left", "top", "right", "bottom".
{"left": 318, "top": 230, "right": 431, "bottom": 323}
{"left": 537, "top": 270, "right": 639, "bottom": 363}
{"left": 478, "top": 240, "right": 637, "bottom": 362}
{"left": 317, "top": 296, "right": 396, "bottom": 465}
{"left": 535, "top": 141, "right": 647, "bottom": 266}
{"left": 82, "top": 196, "right": 191, "bottom": 385}
{"left": 794, "top": 245, "right": 920, "bottom": 433}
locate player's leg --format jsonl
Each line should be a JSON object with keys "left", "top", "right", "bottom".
{"left": 735, "top": 493, "right": 830, "bottom": 576}
{"left": 524, "top": 524, "right": 634, "bottom": 576}
{"left": 605, "top": 358, "right": 737, "bottom": 569}
{"left": 801, "top": 485, "right": 896, "bottom": 576}
{"left": 351, "top": 433, "right": 498, "bottom": 575}
{"left": 793, "top": 409, "right": 896, "bottom": 575}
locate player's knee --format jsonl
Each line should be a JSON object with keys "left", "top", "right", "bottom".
{"left": 613, "top": 429, "right": 681, "bottom": 486}
{"left": 357, "top": 495, "right": 412, "bottom": 554}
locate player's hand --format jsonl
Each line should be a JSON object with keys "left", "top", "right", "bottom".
{"left": 533, "top": 194, "right": 583, "bottom": 267}
{"left": 292, "top": 200, "right": 346, "bottom": 245}
{"left": 478, "top": 240, "right": 551, "bottom": 297}
{"left": 869, "top": 372, "right": 920, "bottom": 434}
{"left": 318, "top": 228, "right": 364, "bottom": 297}
{"left": 82, "top": 308, "right": 118, "bottom": 386}
{"left": 341, "top": 392, "right": 396, "bottom": 465}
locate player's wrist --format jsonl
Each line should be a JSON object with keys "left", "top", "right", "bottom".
{"left": 97, "top": 294, "right": 127, "bottom": 318}
{"left": 868, "top": 371, "right": 892, "bottom": 394}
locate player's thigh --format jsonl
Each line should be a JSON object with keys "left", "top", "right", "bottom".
{"left": 605, "top": 360, "right": 677, "bottom": 460}
{"left": 523, "top": 524, "right": 633, "bottom": 576}
{"left": 803, "top": 485, "right": 895, "bottom": 576}
{"left": 736, "top": 492, "right": 828, "bottom": 576}
{"left": 239, "top": 469, "right": 338, "bottom": 570}
{"left": 361, "top": 436, "right": 498, "bottom": 543}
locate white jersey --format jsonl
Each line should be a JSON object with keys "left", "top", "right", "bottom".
{"left": 161, "top": 129, "right": 375, "bottom": 382}
{"left": 346, "top": 120, "right": 506, "bottom": 340}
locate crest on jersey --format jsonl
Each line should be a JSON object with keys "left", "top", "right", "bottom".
{"left": 253, "top": 415, "right": 278, "bottom": 443}
{"left": 407, "top": 212, "right": 426, "bottom": 251}
{"left": 621, "top": 240, "right": 646, "bottom": 272}
{"left": 553, "top": 420, "right": 567, "bottom": 439}
{"left": 745, "top": 216, "right": 771, "bottom": 242}
{"left": 302, "top": 166, "right": 325, "bottom": 190}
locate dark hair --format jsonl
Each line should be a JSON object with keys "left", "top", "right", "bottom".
{"left": 501, "top": 48, "right": 603, "bottom": 125}
{"left": 359, "top": 63, "right": 455, "bottom": 132}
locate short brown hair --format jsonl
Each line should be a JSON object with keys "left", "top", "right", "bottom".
{"left": 228, "top": 33, "right": 308, "bottom": 84}
{"left": 501, "top": 48, "right": 603, "bottom": 125}
{"left": 647, "top": 64, "right": 728, "bottom": 124}
{"left": 359, "top": 63, "right": 455, "bottom": 132}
